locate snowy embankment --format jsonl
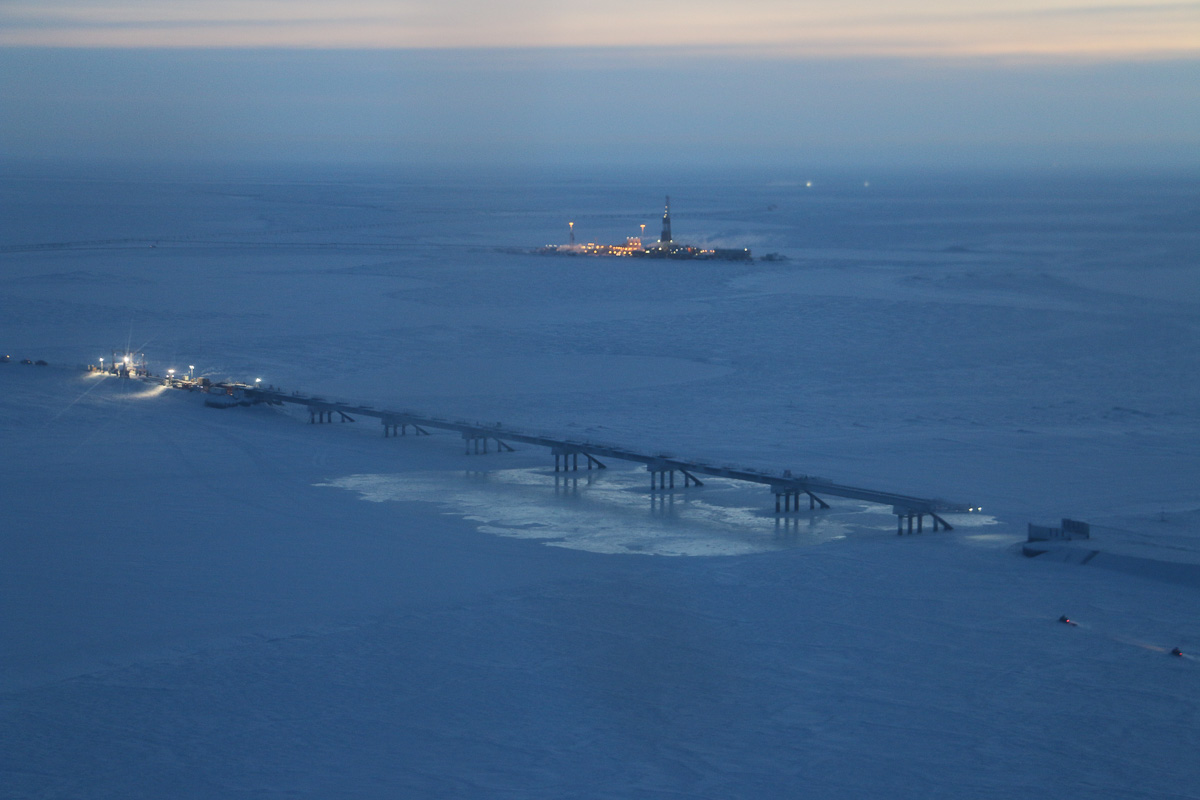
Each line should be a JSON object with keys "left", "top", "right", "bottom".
{"left": 1, "top": 171, "right": 1198, "bottom": 798}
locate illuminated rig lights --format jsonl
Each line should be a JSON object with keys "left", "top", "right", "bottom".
{"left": 540, "top": 197, "right": 752, "bottom": 261}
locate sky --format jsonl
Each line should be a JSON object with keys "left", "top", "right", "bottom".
{"left": 1, "top": 1, "right": 1198, "bottom": 169}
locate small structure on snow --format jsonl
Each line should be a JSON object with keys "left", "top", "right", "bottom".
{"left": 1028, "top": 518, "right": 1091, "bottom": 542}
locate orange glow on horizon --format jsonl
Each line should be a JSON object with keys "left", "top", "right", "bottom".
{"left": 0, "top": 2, "right": 1196, "bottom": 59}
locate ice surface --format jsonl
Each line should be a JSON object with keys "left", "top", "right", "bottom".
{"left": 1, "top": 167, "right": 1198, "bottom": 798}
{"left": 317, "top": 467, "right": 947, "bottom": 557}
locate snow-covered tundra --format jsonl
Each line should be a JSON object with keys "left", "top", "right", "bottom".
{"left": 2, "top": 169, "right": 1197, "bottom": 798}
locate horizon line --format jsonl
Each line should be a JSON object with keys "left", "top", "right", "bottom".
{"left": 2, "top": 41, "right": 1199, "bottom": 65}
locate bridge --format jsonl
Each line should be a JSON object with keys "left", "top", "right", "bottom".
{"left": 209, "top": 381, "right": 975, "bottom": 535}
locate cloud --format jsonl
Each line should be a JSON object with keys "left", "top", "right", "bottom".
{"left": 0, "top": 1, "right": 1197, "bottom": 58}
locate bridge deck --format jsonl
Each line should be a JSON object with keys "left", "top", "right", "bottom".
{"left": 233, "top": 384, "right": 973, "bottom": 520}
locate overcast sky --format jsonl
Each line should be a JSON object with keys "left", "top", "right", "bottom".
{"left": 1, "top": 1, "right": 1198, "bottom": 169}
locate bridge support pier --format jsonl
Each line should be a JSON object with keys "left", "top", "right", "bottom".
{"left": 895, "top": 512, "right": 952, "bottom": 535}
{"left": 554, "top": 450, "right": 605, "bottom": 472}
{"left": 464, "top": 433, "right": 515, "bottom": 455}
{"left": 649, "top": 469, "right": 702, "bottom": 491}
{"left": 383, "top": 421, "right": 429, "bottom": 437}
{"left": 774, "top": 488, "right": 829, "bottom": 514}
